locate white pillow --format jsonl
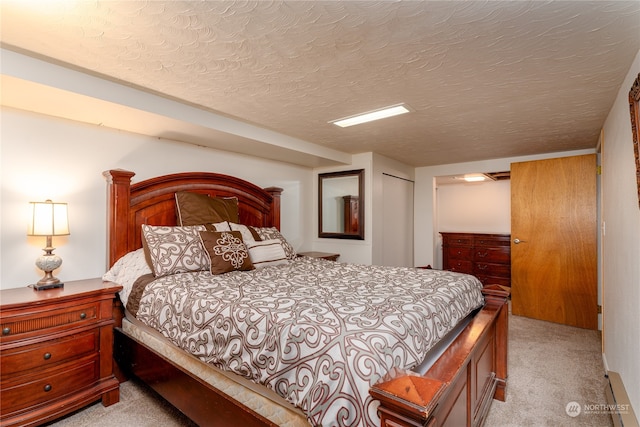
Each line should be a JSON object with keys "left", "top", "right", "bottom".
{"left": 229, "top": 222, "right": 257, "bottom": 244}
{"left": 246, "top": 239, "right": 289, "bottom": 268}
{"left": 212, "top": 221, "right": 231, "bottom": 231}
{"left": 102, "top": 248, "right": 152, "bottom": 306}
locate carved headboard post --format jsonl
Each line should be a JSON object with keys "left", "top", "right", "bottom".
{"left": 265, "top": 187, "right": 283, "bottom": 230}
{"left": 103, "top": 169, "right": 135, "bottom": 267}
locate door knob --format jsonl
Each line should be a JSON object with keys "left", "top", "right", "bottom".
{"left": 513, "top": 238, "right": 526, "bottom": 244}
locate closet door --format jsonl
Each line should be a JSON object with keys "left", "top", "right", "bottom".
{"left": 382, "top": 174, "right": 414, "bottom": 267}
{"left": 511, "top": 154, "right": 597, "bottom": 329}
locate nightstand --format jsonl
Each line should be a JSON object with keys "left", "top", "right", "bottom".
{"left": 297, "top": 251, "right": 340, "bottom": 261}
{"left": 0, "top": 278, "right": 123, "bottom": 427}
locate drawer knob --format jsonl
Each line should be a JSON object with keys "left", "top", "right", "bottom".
{"left": 80, "top": 312, "right": 87, "bottom": 320}
{"left": 44, "top": 384, "right": 52, "bottom": 392}
{"left": 2, "top": 327, "right": 10, "bottom": 335}
{"left": 43, "top": 352, "right": 52, "bottom": 360}
{"left": 478, "top": 251, "right": 488, "bottom": 258}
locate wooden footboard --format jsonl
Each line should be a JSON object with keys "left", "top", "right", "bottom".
{"left": 370, "top": 285, "right": 510, "bottom": 427}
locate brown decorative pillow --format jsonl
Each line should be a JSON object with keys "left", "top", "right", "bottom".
{"left": 141, "top": 225, "right": 209, "bottom": 277}
{"left": 175, "top": 192, "right": 239, "bottom": 226}
{"left": 199, "top": 230, "right": 253, "bottom": 274}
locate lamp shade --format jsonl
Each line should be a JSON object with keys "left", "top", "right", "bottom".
{"left": 27, "top": 200, "right": 69, "bottom": 236}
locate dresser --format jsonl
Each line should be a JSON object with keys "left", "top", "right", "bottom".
{"left": 0, "top": 279, "right": 122, "bottom": 426}
{"left": 441, "top": 232, "right": 511, "bottom": 287}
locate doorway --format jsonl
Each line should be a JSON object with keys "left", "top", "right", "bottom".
{"left": 382, "top": 173, "right": 414, "bottom": 267}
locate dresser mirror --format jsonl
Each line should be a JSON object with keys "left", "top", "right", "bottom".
{"left": 318, "top": 169, "right": 364, "bottom": 239}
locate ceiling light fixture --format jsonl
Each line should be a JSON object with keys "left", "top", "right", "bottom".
{"left": 459, "top": 174, "right": 488, "bottom": 182}
{"left": 330, "top": 104, "right": 412, "bottom": 128}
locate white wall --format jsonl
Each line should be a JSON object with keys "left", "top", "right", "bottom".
{"left": 0, "top": 107, "right": 313, "bottom": 289}
{"left": 434, "top": 179, "right": 511, "bottom": 268}
{"left": 601, "top": 49, "right": 640, "bottom": 416}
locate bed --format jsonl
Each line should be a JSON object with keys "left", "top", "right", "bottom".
{"left": 103, "top": 169, "right": 509, "bottom": 427}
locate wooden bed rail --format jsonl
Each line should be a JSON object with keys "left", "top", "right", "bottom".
{"left": 370, "top": 285, "right": 510, "bottom": 427}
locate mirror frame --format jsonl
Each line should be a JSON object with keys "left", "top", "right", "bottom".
{"left": 318, "top": 169, "right": 365, "bottom": 240}
{"left": 629, "top": 72, "right": 640, "bottom": 209}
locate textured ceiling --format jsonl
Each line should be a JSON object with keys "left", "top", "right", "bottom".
{"left": 2, "top": 1, "right": 640, "bottom": 167}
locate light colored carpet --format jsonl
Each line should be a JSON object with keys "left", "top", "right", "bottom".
{"left": 485, "top": 313, "right": 611, "bottom": 427}
{"left": 47, "top": 313, "right": 611, "bottom": 427}
{"left": 45, "top": 378, "right": 196, "bottom": 427}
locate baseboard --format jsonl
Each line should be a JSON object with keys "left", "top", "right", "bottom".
{"left": 605, "top": 371, "right": 639, "bottom": 427}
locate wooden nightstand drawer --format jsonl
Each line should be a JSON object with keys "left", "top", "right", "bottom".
{"left": 1, "top": 330, "right": 98, "bottom": 377}
{"left": 1, "top": 355, "right": 99, "bottom": 414}
{"left": 1, "top": 302, "right": 98, "bottom": 342}
{"left": 297, "top": 252, "right": 340, "bottom": 261}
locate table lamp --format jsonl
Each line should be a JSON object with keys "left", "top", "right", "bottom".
{"left": 27, "top": 200, "right": 69, "bottom": 290}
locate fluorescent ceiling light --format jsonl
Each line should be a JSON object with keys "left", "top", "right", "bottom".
{"left": 464, "top": 175, "right": 486, "bottom": 182}
{"left": 456, "top": 174, "right": 487, "bottom": 182}
{"left": 330, "top": 104, "right": 411, "bottom": 128}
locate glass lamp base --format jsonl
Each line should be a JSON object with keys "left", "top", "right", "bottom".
{"left": 34, "top": 253, "right": 64, "bottom": 291}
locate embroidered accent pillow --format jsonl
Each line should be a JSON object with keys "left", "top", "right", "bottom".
{"left": 199, "top": 231, "right": 254, "bottom": 274}
{"left": 252, "top": 227, "right": 296, "bottom": 260}
{"left": 246, "top": 239, "right": 289, "bottom": 268}
{"left": 141, "top": 225, "right": 208, "bottom": 277}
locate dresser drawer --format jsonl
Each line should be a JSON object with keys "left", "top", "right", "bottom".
{"left": 446, "top": 246, "right": 473, "bottom": 260}
{"left": 474, "top": 236, "right": 510, "bottom": 247}
{"left": 1, "top": 355, "right": 99, "bottom": 414}
{"left": 1, "top": 330, "right": 98, "bottom": 378}
{"left": 1, "top": 303, "right": 98, "bottom": 342}
{"left": 444, "top": 236, "right": 473, "bottom": 246}
{"left": 474, "top": 247, "right": 510, "bottom": 264}
{"left": 474, "top": 262, "right": 511, "bottom": 277}
{"left": 447, "top": 260, "right": 474, "bottom": 274}
{"left": 475, "top": 275, "right": 511, "bottom": 287}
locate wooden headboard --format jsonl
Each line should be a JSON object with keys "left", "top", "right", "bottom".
{"left": 103, "top": 169, "right": 283, "bottom": 267}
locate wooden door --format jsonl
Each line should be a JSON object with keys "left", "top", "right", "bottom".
{"left": 511, "top": 154, "right": 597, "bottom": 329}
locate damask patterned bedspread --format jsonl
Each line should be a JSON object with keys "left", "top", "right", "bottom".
{"left": 131, "top": 257, "right": 484, "bottom": 427}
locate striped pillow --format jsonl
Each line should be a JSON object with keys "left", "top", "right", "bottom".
{"left": 246, "top": 239, "right": 289, "bottom": 268}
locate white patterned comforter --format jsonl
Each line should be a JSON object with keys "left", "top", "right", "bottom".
{"left": 130, "top": 257, "right": 484, "bottom": 427}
